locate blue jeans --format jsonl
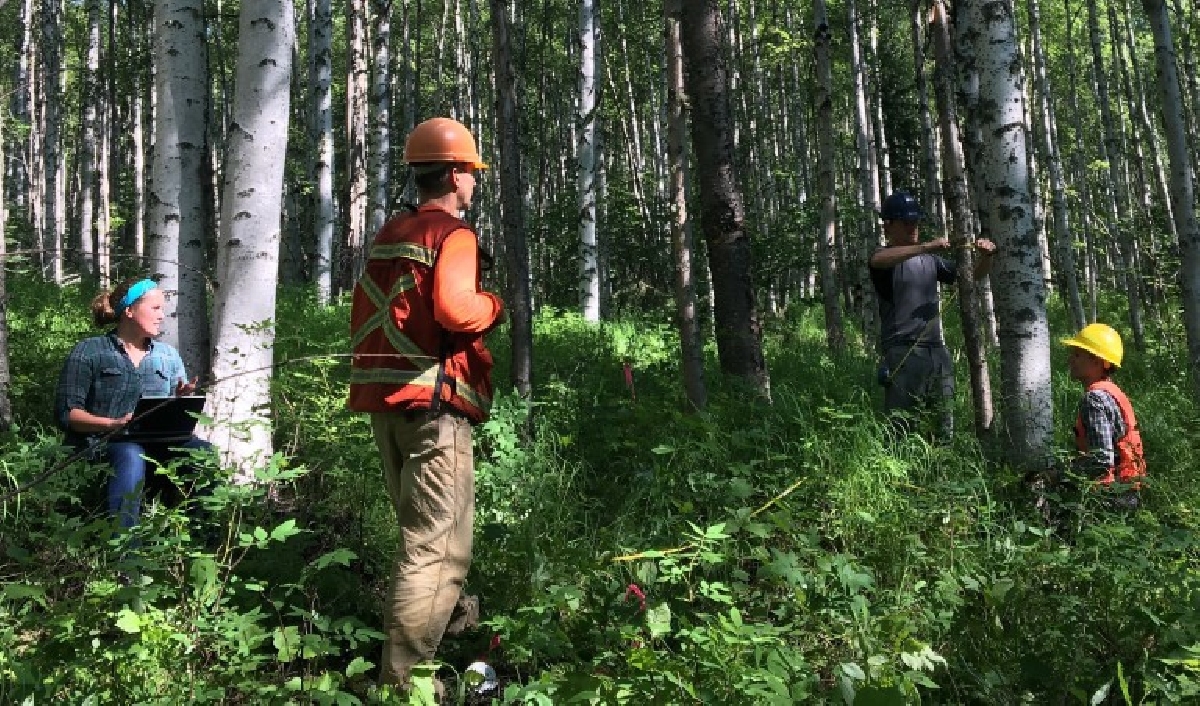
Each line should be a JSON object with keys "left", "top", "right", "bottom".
{"left": 104, "top": 436, "right": 214, "bottom": 530}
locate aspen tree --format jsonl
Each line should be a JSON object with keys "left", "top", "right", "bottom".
{"left": 491, "top": 0, "right": 533, "bottom": 397}
{"left": 963, "top": 0, "right": 1052, "bottom": 466}
{"left": 1143, "top": 0, "right": 1200, "bottom": 405}
{"left": 578, "top": 0, "right": 601, "bottom": 321}
{"left": 814, "top": 0, "right": 846, "bottom": 355}
{"left": 149, "top": 0, "right": 211, "bottom": 379}
{"left": 680, "top": 0, "right": 770, "bottom": 399}
{"left": 206, "top": 0, "right": 294, "bottom": 479}
{"left": 665, "top": 0, "right": 707, "bottom": 411}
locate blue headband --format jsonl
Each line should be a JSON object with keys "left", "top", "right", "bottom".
{"left": 118, "top": 279, "right": 158, "bottom": 314}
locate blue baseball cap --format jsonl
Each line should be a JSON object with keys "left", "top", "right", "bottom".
{"left": 880, "top": 191, "right": 924, "bottom": 222}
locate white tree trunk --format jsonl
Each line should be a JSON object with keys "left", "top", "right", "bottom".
{"left": 1029, "top": 0, "right": 1086, "bottom": 332}
{"left": 368, "top": 0, "right": 391, "bottom": 235}
{"left": 149, "top": 0, "right": 210, "bottom": 379}
{"left": 1144, "top": 0, "right": 1200, "bottom": 404}
{"left": 577, "top": 0, "right": 600, "bottom": 321}
{"left": 344, "top": 0, "right": 368, "bottom": 289}
{"left": 966, "top": 0, "right": 1052, "bottom": 467}
{"left": 312, "top": 0, "right": 334, "bottom": 303}
{"left": 848, "top": 0, "right": 880, "bottom": 346}
{"left": 78, "top": 0, "right": 102, "bottom": 279}
{"left": 206, "top": 0, "right": 294, "bottom": 479}
{"left": 41, "top": 0, "right": 62, "bottom": 283}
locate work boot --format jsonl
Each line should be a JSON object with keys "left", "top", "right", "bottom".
{"left": 445, "top": 594, "right": 479, "bottom": 635}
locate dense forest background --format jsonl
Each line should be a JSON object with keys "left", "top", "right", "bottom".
{"left": 2, "top": 0, "right": 1200, "bottom": 703}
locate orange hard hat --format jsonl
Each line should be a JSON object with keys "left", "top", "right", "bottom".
{"left": 404, "top": 117, "right": 487, "bottom": 169}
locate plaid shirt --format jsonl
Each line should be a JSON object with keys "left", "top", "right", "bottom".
{"left": 1071, "top": 388, "right": 1126, "bottom": 479}
{"left": 54, "top": 332, "right": 188, "bottom": 445}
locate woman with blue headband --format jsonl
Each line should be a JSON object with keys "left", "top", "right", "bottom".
{"left": 53, "top": 277, "right": 213, "bottom": 532}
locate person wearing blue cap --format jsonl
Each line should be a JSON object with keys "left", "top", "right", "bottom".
{"left": 869, "top": 190, "right": 996, "bottom": 439}
{"left": 54, "top": 277, "right": 213, "bottom": 531}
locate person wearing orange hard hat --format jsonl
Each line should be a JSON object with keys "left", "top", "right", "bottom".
{"left": 348, "top": 117, "right": 503, "bottom": 693}
{"left": 1061, "top": 323, "right": 1146, "bottom": 509}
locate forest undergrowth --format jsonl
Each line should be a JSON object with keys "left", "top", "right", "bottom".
{"left": 2, "top": 277, "right": 1199, "bottom": 705}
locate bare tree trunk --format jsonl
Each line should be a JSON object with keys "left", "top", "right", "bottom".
{"left": 680, "top": 0, "right": 769, "bottom": 399}
{"left": 9, "top": 0, "right": 34, "bottom": 217}
{"left": 814, "top": 0, "right": 845, "bottom": 355}
{"left": 0, "top": 109, "right": 9, "bottom": 430}
{"left": 931, "top": 0, "right": 993, "bottom": 434}
{"left": 849, "top": 0, "right": 880, "bottom": 346}
{"left": 1087, "top": 0, "right": 1145, "bottom": 350}
{"left": 912, "top": 0, "right": 944, "bottom": 234}
{"left": 1029, "top": 0, "right": 1086, "bottom": 331}
{"left": 41, "top": 0, "right": 63, "bottom": 283}
{"left": 79, "top": 0, "right": 103, "bottom": 280}
{"left": 206, "top": 0, "right": 294, "bottom": 479}
{"left": 149, "top": 0, "right": 211, "bottom": 379}
{"left": 965, "top": 0, "right": 1052, "bottom": 467}
{"left": 491, "top": 0, "right": 533, "bottom": 397}
{"left": 127, "top": 0, "right": 149, "bottom": 265}
{"left": 368, "top": 0, "right": 392, "bottom": 235}
{"left": 665, "top": 0, "right": 707, "bottom": 411}
{"left": 311, "top": 0, "right": 334, "bottom": 303}
{"left": 344, "top": 0, "right": 369, "bottom": 290}
{"left": 1144, "top": 0, "right": 1200, "bottom": 405}
{"left": 577, "top": 0, "right": 600, "bottom": 321}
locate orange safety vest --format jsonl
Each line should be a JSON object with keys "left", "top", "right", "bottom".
{"left": 348, "top": 207, "right": 494, "bottom": 423}
{"left": 1074, "top": 379, "right": 1146, "bottom": 486}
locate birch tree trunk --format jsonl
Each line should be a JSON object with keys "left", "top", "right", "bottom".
{"left": 149, "top": 0, "right": 211, "bottom": 379}
{"left": 680, "top": 0, "right": 769, "bottom": 399}
{"left": 965, "top": 0, "right": 1052, "bottom": 467}
{"left": 79, "top": 0, "right": 103, "bottom": 279}
{"left": 368, "top": 0, "right": 391, "bottom": 235}
{"left": 912, "top": 0, "right": 945, "bottom": 234}
{"left": 491, "top": 0, "right": 533, "bottom": 397}
{"left": 849, "top": 0, "right": 881, "bottom": 345}
{"left": 577, "top": 0, "right": 600, "bottom": 321}
{"left": 0, "top": 115, "right": 9, "bottom": 430}
{"left": 130, "top": 0, "right": 148, "bottom": 261}
{"left": 1143, "top": 0, "right": 1200, "bottom": 405}
{"left": 41, "top": 0, "right": 63, "bottom": 283}
{"left": 1087, "top": 0, "right": 1145, "bottom": 351}
{"left": 9, "top": 0, "right": 33, "bottom": 214}
{"left": 344, "top": 0, "right": 369, "bottom": 289}
{"left": 207, "top": 0, "right": 294, "bottom": 478}
{"left": 311, "top": 0, "right": 334, "bottom": 304}
{"left": 814, "top": 0, "right": 845, "bottom": 354}
{"left": 1028, "top": 0, "right": 1086, "bottom": 331}
{"left": 665, "top": 0, "right": 707, "bottom": 411}
{"left": 931, "top": 0, "right": 993, "bottom": 433}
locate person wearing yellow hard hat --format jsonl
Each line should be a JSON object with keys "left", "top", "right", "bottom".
{"left": 348, "top": 117, "right": 503, "bottom": 694}
{"left": 1061, "top": 323, "right": 1146, "bottom": 509}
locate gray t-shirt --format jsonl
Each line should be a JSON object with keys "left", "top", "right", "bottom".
{"left": 870, "top": 250, "right": 958, "bottom": 348}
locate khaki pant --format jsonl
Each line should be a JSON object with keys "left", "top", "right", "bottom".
{"left": 370, "top": 412, "right": 475, "bottom": 687}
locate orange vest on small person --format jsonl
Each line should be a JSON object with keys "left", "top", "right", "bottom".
{"left": 1074, "top": 379, "right": 1145, "bottom": 487}
{"left": 348, "top": 208, "right": 494, "bottom": 423}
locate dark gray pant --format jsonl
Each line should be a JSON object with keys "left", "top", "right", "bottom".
{"left": 883, "top": 344, "right": 954, "bottom": 439}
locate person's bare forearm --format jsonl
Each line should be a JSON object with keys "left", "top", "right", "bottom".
{"left": 870, "top": 243, "right": 937, "bottom": 268}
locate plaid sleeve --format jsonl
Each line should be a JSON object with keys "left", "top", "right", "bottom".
{"left": 54, "top": 340, "right": 97, "bottom": 431}
{"left": 1071, "top": 389, "right": 1124, "bottom": 478}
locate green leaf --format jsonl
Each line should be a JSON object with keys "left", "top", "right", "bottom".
{"left": 840, "top": 662, "right": 866, "bottom": 681}
{"left": 646, "top": 602, "right": 672, "bottom": 638}
{"left": 270, "top": 518, "right": 301, "bottom": 542}
{"left": 346, "top": 656, "right": 373, "bottom": 678}
{"left": 115, "top": 609, "right": 141, "bottom": 634}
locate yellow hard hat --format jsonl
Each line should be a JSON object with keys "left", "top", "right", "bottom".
{"left": 403, "top": 117, "right": 487, "bottom": 169}
{"left": 1061, "top": 323, "right": 1123, "bottom": 367}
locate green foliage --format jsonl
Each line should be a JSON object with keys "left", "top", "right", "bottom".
{"left": 5, "top": 281, "right": 1200, "bottom": 703}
